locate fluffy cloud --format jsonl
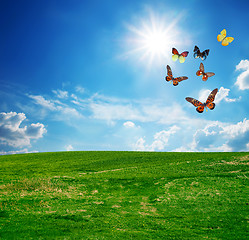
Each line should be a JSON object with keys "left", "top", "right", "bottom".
{"left": 133, "top": 126, "right": 180, "bottom": 151}
{"left": 235, "top": 59, "right": 249, "bottom": 90}
{"left": 193, "top": 119, "right": 249, "bottom": 151}
{"left": 0, "top": 112, "right": 46, "bottom": 148}
{"left": 123, "top": 121, "right": 135, "bottom": 128}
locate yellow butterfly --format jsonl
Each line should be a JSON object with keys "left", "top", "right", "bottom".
{"left": 217, "top": 29, "right": 234, "bottom": 46}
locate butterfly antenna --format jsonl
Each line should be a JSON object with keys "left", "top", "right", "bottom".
{"left": 206, "top": 107, "right": 208, "bottom": 112}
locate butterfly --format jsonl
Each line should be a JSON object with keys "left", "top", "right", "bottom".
{"left": 185, "top": 88, "right": 218, "bottom": 113}
{"left": 172, "top": 48, "right": 189, "bottom": 63}
{"left": 193, "top": 45, "right": 210, "bottom": 60}
{"left": 217, "top": 29, "right": 234, "bottom": 46}
{"left": 165, "top": 65, "right": 188, "bottom": 86}
{"left": 196, "top": 63, "right": 215, "bottom": 81}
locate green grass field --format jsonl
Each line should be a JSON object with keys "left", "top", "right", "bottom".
{"left": 0, "top": 151, "right": 248, "bottom": 239}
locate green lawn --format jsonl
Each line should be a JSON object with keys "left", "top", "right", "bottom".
{"left": 0, "top": 151, "right": 248, "bottom": 239}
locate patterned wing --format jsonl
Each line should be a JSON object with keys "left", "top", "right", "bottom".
{"left": 204, "top": 49, "right": 210, "bottom": 56}
{"left": 200, "top": 62, "right": 205, "bottom": 72}
{"left": 202, "top": 74, "right": 208, "bottom": 81}
{"left": 173, "top": 76, "right": 188, "bottom": 86}
{"left": 193, "top": 45, "right": 200, "bottom": 53}
{"left": 206, "top": 88, "right": 218, "bottom": 104}
{"left": 166, "top": 65, "right": 173, "bottom": 82}
{"left": 196, "top": 63, "right": 205, "bottom": 76}
{"left": 206, "top": 102, "right": 215, "bottom": 110}
{"left": 172, "top": 48, "right": 179, "bottom": 55}
{"left": 196, "top": 106, "right": 205, "bottom": 113}
{"left": 193, "top": 46, "right": 200, "bottom": 58}
{"left": 200, "top": 49, "right": 210, "bottom": 60}
{"left": 180, "top": 51, "right": 189, "bottom": 57}
{"left": 185, "top": 97, "right": 203, "bottom": 107}
{"left": 186, "top": 97, "right": 204, "bottom": 113}
{"left": 206, "top": 72, "right": 215, "bottom": 78}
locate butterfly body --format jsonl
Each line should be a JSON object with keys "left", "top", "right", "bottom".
{"left": 196, "top": 63, "right": 215, "bottom": 81}
{"left": 165, "top": 65, "right": 188, "bottom": 86}
{"left": 193, "top": 46, "right": 210, "bottom": 60}
{"left": 186, "top": 88, "right": 218, "bottom": 113}
{"left": 172, "top": 48, "right": 189, "bottom": 63}
{"left": 217, "top": 29, "right": 234, "bottom": 46}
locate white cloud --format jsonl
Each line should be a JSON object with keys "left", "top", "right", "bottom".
{"left": 235, "top": 59, "right": 249, "bottom": 90}
{"left": 29, "top": 95, "right": 57, "bottom": 110}
{"left": 193, "top": 119, "right": 249, "bottom": 151}
{"left": 52, "top": 90, "right": 68, "bottom": 99}
{"left": 0, "top": 112, "right": 46, "bottom": 148}
{"left": 123, "top": 121, "right": 135, "bottom": 128}
{"left": 0, "top": 148, "right": 39, "bottom": 155}
{"left": 90, "top": 102, "right": 144, "bottom": 124}
{"left": 134, "top": 137, "right": 146, "bottom": 151}
{"left": 216, "top": 87, "right": 240, "bottom": 103}
{"left": 90, "top": 99, "right": 188, "bottom": 126}
{"left": 133, "top": 126, "right": 180, "bottom": 151}
{"left": 28, "top": 94, "right": 84, "bottom": 121}
{"left": 75, "top": 86, "right": 85, "bottom": 94}
{"left": 65, "top": 144, "right": 73, "bottom": 151}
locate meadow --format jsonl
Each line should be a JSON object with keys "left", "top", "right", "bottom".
{"left": 0, "top": 151, "right": 248, "bottom": 239}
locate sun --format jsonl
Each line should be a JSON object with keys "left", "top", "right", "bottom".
{"left": 122, "top": 11, "right": 188, "bottom": 68}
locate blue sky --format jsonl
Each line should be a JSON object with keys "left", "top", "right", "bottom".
{"left": 1, "top": 0, "right": 249, "bottom": 154}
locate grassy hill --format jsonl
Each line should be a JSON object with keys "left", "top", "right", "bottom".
{"left": 0, "top": 151, "right": 248, "bottom": 239}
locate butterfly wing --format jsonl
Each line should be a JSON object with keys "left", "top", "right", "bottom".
{"left": 194, "top": 45, "right": 200, "bottom": 53}
{"left": 186, "top": 97, "right": 203, "bottom": 106}
{"left": 172, "top": 48, "right": 179, "bottom": 55}
{"left": 179, "top": 55, "right": 186, "bottom": 63}
{"left": 173, "top": 76, "right": 188, "bottom": 86}
{"left": 217, "top": 29, "right": 226, "bottom": 42}
{"left": 201, "top": 49, "right": 210, "bottom": 60}
{"left": 206, "top": 102, "right": 215, "bottom": 110}
{"left": 222, "top": 37, "right": 234, "bottom": 46}
{"left": 186, "top": 97, "right": 204, "bottom": 113}
{"left": 166, "top": 65, "right": 173, "bottom": 82}
{"left": 180, "top": 51, "right": 189, "bottom": 57}
{"left": 196, "top": 106, "right": 205, "bottom": 113}
{"left": 172, "top": 54, "right": 179, "bottom": 62}
{"left": 206, "top": 88, "right": 218, "bottom": 106}
{"left": 202, "top": 74, "right": 208, "bottom": 81}
{"left": 204, "top": 49, "right": 210, "bottom": 56}
{"left": 193, "top": 46, "right": 200, "bottom": 58}
{"left": 200, "top": 62, "right": 205, "bottom": 72}
{"left": 206, "top": 72, "right": 215, "bottom": 77}
{"left": 196, "top": 63, "right": 204, "bottom": 76}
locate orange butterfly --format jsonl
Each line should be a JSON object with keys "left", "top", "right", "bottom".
{"left": 172, "top": 48, "right": 189, "bottom": 63}
{"left": 185, "top": 88, "right": 218, "bottom": 113}
{"left": 165, "top": 65, "right": 188, "bottom": 86}
{"left": 196, "top": 63, "right": 215, "bottom": 81}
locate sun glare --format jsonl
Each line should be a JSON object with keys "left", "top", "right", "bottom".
{"left": 123, "top": 10, "right": 189, "bottom": 68}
